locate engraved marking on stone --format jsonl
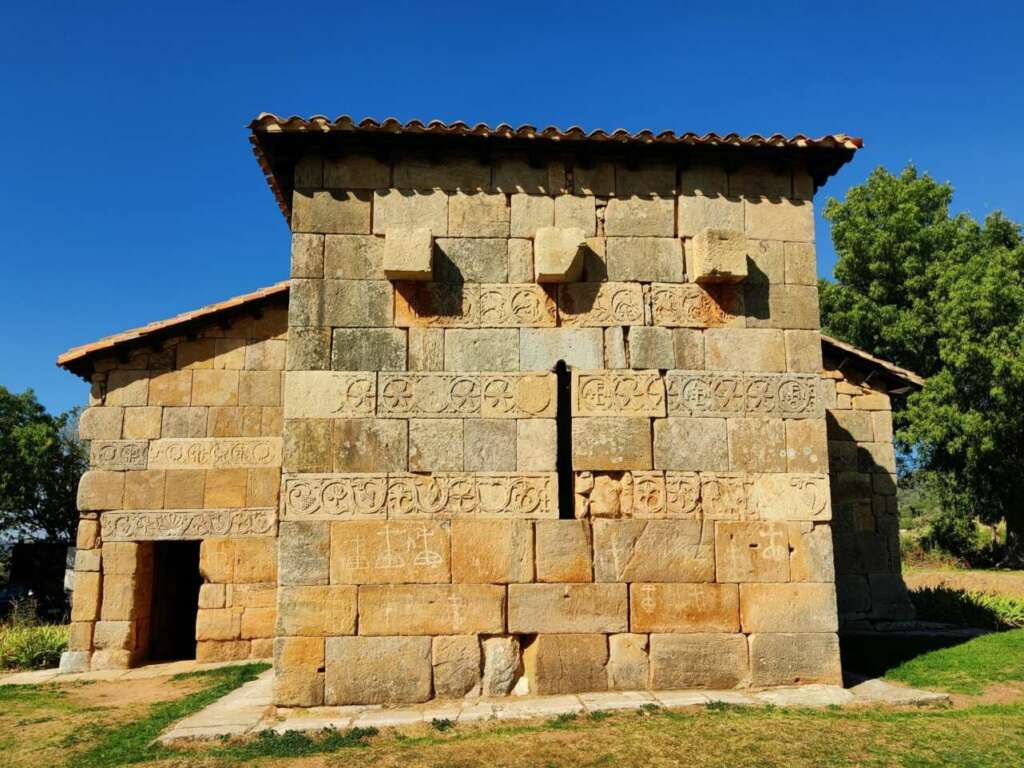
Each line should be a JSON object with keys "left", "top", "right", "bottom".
{"left": 148, "top": 438, "right": 282, "bottom": 469}
{"left": 574, "top": 371, "right": 665, "bottom": 416}
{"left": 640, "top": 584, "right": 657, "bottom": 613}
{"left": 283, "top": 475, "right": 388, "bottom": 519}
{"left": 396, "top": 282, "right": 555, "bottom": 327}
{"left": 666, "top": 372, "right": 821, "bottom": 418}
{"left": 650, "top": 284, "right": 739, "bottom": 327}
{"left": 558, "top": 282, "right": 645, "bottom": 327}
{"left": 448, "top": 595, "right": 466, "bottom": 629}
{"left": 412, "top": 525, "right": 443, "bottom": 567}
{"left": 339, "top": 377, "right": 376, "bottom": 415}
{"left": 761, "top": 527, "right": 788, "bottom": 562}
{"left": 90, "top": 440, "right": 148, "bottom": 470}
{"left": 101, "top": 508, "right": 276, "bottom": 540}
{"left": 338, "top": 537, "right": 369, "bottom": 571}
{"left": 375, "top": 526, "right": 406, "bottom": 570}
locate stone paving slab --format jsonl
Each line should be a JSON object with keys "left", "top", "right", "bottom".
{"left": 158, "top": 669, "right": 952, "bottom": 744}
{"left": 0, "top": 657, "right": 270, "bottom": 687}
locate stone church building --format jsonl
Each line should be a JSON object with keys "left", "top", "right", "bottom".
{"left": 57, "top": 115, "right": 921, "bottom": 705}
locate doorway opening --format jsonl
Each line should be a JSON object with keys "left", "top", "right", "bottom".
{"left": 555, "top": 360, "right": 574, "bottom": 519}
{"left": 147, "top": 541, "right": 202, "bottom": 662}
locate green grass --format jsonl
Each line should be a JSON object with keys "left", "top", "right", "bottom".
{"left": 0, "top": 624, "right": 68, "bottom": 670}
{"left": 884, "top": 628, "right": 1024, "bottom": 694}
{"left": 204, "top": 725, "right": 378, "bottom": 762}
{"left": 911, "top": 586, "right": 1024, "bottom": 629}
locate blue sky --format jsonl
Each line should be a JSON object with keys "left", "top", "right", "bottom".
{"left": 3, "top": 1, "right": 1022, "bottom": 413}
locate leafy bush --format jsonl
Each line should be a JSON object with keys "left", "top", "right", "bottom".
{"left": 911, "top": 586, "right": 1024, "bottom": 630}
{"left": 0, "top": 623, "right": 68, "bottom": 670}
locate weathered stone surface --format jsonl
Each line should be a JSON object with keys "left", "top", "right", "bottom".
{"left": 789, "top": 522, "right": 835, "bottom": 582}
{"left": 665, "top": 372, "right": 823, "bottom": 419}
{"left": 149, "top": 371, "right": 192, "bottom": 406}
{"left": 323, "top": 279, "right": 393, "bottom": 328}
{"left": 785, "top": 419, "right": 828, "bottom": 473}
{"left": 727, "top": 418, "right": 787, "bottom": 472}
{"left": 520, "top": 328, "right": 604, "bottom": 370}
{"left": 330, "top": 328, "right": 406, "bottom": 372}
{"left": 739, "top": 583, "right": 838, "bottom": 632}
{"left": 481, "top": 635, "right": 520, "bottom": 695}
{"left": 324, "top": 234, "right": 385, "bottom": 280}
{"left": 291, "top": 233, "right": 324, "bottom": 278}
{"left": 746, "top": 239, "right": 784, "bottom": 284}
{"left": 607, "top": 633, "right": 649, "bottom": 690}
{"left": 507, "top": 238, "right": 533, "bottom": 283}
{"left": 378, "top": 372, "right": 556, "bottom": 418}
{"left": 604, "top": 327, "right": 627, "bottom": 368}
{"left": 554, "top": 195, "right": 597, "bottom": 235}
{"left": 464, "top": 419, "right": 516, "bottom": 471}
{"left": 323, "top": 153, "right": 390, "bottom": 189}
{"left": 558, "top": 282, "right": 645, "bottom": 327}
{"left": 649, "top": 633, "right": 748, "bottom": 689}
{"left": 89, "top": 440, "right": 148, "bottom": 470}
{"left": 76, "top": 518, "right": 101, "bottom": 550}
{"left": 444, "top": 329, "right": 519, "bottom": 371}
{"left": 435, "top": 238, "right": 508, "bottom": 283}
{"left": 593, "top": 520, "right": 713, "bottom": 582}
{"left": 535, "top": 520, "right": 592, "bottom": 582}
{"left": 325, "top": 636, "right": 432, "bottom": 705}
{"left": 283, "top": 418, "right": 332, "bottom": 473}
{"left": 509, "top": 194, "right": 554, "bottom": 238}
{"left": 653, "top": 417, "right": 729, "bottom": 471}
{"left": 784, "top": 329, "right": 823, "bottom": 373}
{"left": 630, "top": 328, "right": 676, "bottom": 370}
{"left": 604, "top": 197, "right": 674, "bottom": 236}
{"left": 146, "top": 438, "right": 281, "bottom": 469}
{"left": 287, "top": 327, "right": 331, "bottom": 371}
{"left": 449, "top": 192, "right": 509, "bottom": 237}
{"left": 123, "top": 469, "right": 165, "bottom": 509}
{"left": 394, "top": 155, "right": 488, "bottom": 191}
{"left": 573, "top": 417, "right": 652, "bottom": 471}
{"left": 408, "top": 327, "right": 444, "bottom": 371}
{"left": 744, "top": 199, "right": 814, "bottom": 242}
{"left": 80, "top": 407, "right": 124, "bottom": 440}
{"left": 606, "top": 237, "right": 683, "bottom": 282}
{"left": 715, "top": 522, "right": 791, "bottom": 582}
{"left": 784, "top": 242, "right": 817, "bottom": 285}
{"left": 283, "top": 372, "right": 376, "bottom": 418}
{"left": 409, "top": 418, "right": 463, "bottom": 471}
{"left": 70, "top": 571, "right": 101, "bottom": 622}
{"left": 534, "top": 226, "right": 586, "bottom": 283}
{"left": 292, "top": 189, "right": 372, "bottom": 234}
{"left": 493, "top": 156, "right": 562, "bottom": 194}
{"left": 516, "top": 419, "right": 557, "bottom": 471}
{"left": 122, "top": 406, "right": 162, "bottom": 439}
{"left": 101, "top": 574, "right": 141, "bottom": 623}
{"left": 78, "top": 470, "right": 125, "bottom": 511}
{"left": 276, "top": 585, "right": 356, "bottom": 636}
{"left": 358, "top": 585, "right": 506, "bottom": 635}
{"left": 105, "top": 371, "right": 149, "bottom": 406}
{"left": 395, "top": 282, "right": 556, "bottom": 328}
{"left": 649, "top": 283, "right": 742, "bottom": 329}
{"left": 433, "top": 635, "right": 482, "bottom": 697}
{"left": 452, "top": 520, "right": 533, "bottom": 583}
{"left": 705, "top": 329, "right": 786, "bottom": 372}
{"left": 274, "top": 670, "right": 326, "bottom": 707}
{"left": 278, "top": 521, "right": 330, "bottom": 586}
{"left": 373, "top": 190, "right": 448, "bottom": 236}
{"left": 524, "top": 634, "right": 608, "bottom": 694}
{"left": 508, "top": 584, "right": 627, "bottom": 633}
{"left": 748, "top": 633, "right": 842, "bottom": 686}
{"left": 630, "top": 583, "right": 739, "bottom": 632}
{"left": 331, "top": 520, "right": 450, "bottom": 584}
{"left": 687, "top": 228, "right": 748, "bottom": 284}
{"left": 572, "top": 370, "right": 666, "bottom": 417}
{"left": 60, "top": 651, "right": 91, "bottom": 673}
{"left": 678, "top": 194, "right": 744, "bottom": 238}
{"left": 673, "top": 329, "right": 704, "bottom": 369}
{"left": 332, "top": 418, "right": 407, "bottom": 472}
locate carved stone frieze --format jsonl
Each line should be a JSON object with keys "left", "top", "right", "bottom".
{"left": 572, "top": 370, "right": 666, "bottom": 417}
{"left": 649, "top": 283, "right": 742, "bottom": 327}
{"left": 89, "top": 440, "right": 149, "bottom": 470}
{"left": 377, "top": 373, "right": 556, "bottom": 418}
{"left": 557, "top": 282, "right": 645, "bottom": 327}
{"left": 394, "top": 282, "right": 556, "bottom": 327}
{"left": 147, "top": 438, "right": 283, "bottom": 469}
{"left": 101, "top": 508, "right": 277, "bottom": 540}
{"left": 283, "top": 372, "right": 376, "bottom": 418}
{"left": 665, "top": 371, "right": 823, "bottom": 419}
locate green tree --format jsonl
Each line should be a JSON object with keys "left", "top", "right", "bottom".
{"left": 0, "top": 386, "right": 87, "bottom": 542}
{"left": 820, "top": 165, "right": 1024, "bottom": 560}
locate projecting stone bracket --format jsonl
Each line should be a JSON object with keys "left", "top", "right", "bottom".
{"left": 383, "top": 226, "right": 434, "bottom": 281}
{"left": 687, "top": 228, "right": 748, "bottom": 284}
{"left": 534, "top": 226, "right": 586, "bottom": 283}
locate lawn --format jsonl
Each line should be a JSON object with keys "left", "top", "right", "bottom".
{"left": 1, "top": 635, "right": 1023, "bottom": 768}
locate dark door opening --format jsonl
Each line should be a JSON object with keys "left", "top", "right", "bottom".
{"left": 148, "top": 541, "right": 202, "bottom": 662}
{"left": 555, "top": 360, "right": 574, "bottom": 519}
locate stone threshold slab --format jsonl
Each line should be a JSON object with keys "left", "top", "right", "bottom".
{"left": 159, "top": 670, "right": 949, "bottom": 744}
{"left": 0, "top": 657, "right": 270, "bottom": 687}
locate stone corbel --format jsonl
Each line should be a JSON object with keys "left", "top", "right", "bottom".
{"left": 686, "top": 228, "right": 748, "bottom": 284}
{"left": 383, "top": 226, "right": 434, "bottom": 281}
{"left": 533, "top": 226, "right": 586, "bottom": 283}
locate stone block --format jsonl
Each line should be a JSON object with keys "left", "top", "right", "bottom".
{"left": 785, "top": 419, "right": 828, "bottom": 473}
{"left": 382, "top": 226, "right": 433, "bottom": 281}
{"left": 276, "top": 585, "right": 356, "bottom": 636}
{"left": 740, "top": 583, "right": 838, "bottom": 632}
{"left": 509, "top": 194, "right": 554, "bottom": 238}
{"left": 687, "top": 228, "right": 748, "bottom": 283}
{"left": 554, "top": 195, "right": 597, "bottom": 236}
{"left": 481, "top": 635, "right": 520, "bottom": 695}
{"left": 493, "top": 156, "right": 564, "bottom": 194}
{"left": 673, "top": 329, "right": 705, "bottom": 369}
{"left": 649, "top": 633, "right": 748, "bottom": 689}
{"left": 653, "top": 417, "right": 729, "bottom": 471}
{"left": 325, "top": 635, "right": 432, "bottom": 705}
{"left": 122, "top": 406, "right": 161, "bottom": 439}
{"left": 523, "top": 634, "right": 608, "bottom": 695}
{"left": 74, "top": 548, "right": 100, "bottom": 572}
{"left": 274, "top": 671, "right": 325, "bottom": 707}
{"left": 71, "top": 571, "right": 101, "bottom": 622}
{"left": 101, "top": 573, "right": 138, "bottom": 621}
{"left": 449, "top": 192, "right": 509, "bottom": 237}
{"left": 284, "top": 419, "right": 332, "bottom": 473}
{"left": 705, "top": 329, "right": 786, "bottom": 371}
{"left": 769, "top": 284, "right": 821, "bottom": 330}
{"left": 604, "top": 197, "right": 674, "bottom": 236}
{"left": 287, "top": 328, "right": 331, "bottom": 371}
{"left": 744, "top": 199, "right": 814, "bottom": 242}
{"left": 730, "top": 166, "right": 792, "bottom": 198}
{"left": 534, "top": 226, "right": 586, "bottom": 283}
{"left": 358, "top": 585, "right": 506, "bottom": 635}
{"left": 715, "top": 522, "right": 791, "bottom": 582}
{"left": 177, "top": 339, "right": 216, "bottom": 370}
{"left": 572, "top": 417, "right": 652, "bottom": 471}
{"left": 279, "top": 522, "right": 331, "bottom": 586}
{"left": 516, "top": 419, "right": 557, "bottom": 471}
{"left": 574, "top": 161, "right": 615, "bottom": 196}
{"left": 148, "top": 370, "right": 193, "bottom": 406}
{"left": 607, "top": 633, "right": 649, "bottom": 690}
{"left": 826, "top": 410, "right": 873, "bottom": 442}
{"left": 748, "top": 633, "right": 842, "bottom": 686}
{"left": 196, "top": 607, "right": 242, "bottom": 641}
{"left": 80, "top": 407, "right": 124, "bottom": 440}
{"left": 199, "top": 539, "right": 234, "bottom": 582}
{"left": 435, "top": 238, "right": 508, "bottom": 283}
{"left": 728, "top": 418, "right": 787, "bottom": 472}
{"left": 784, "top": 242, "right": 816, "bottom": 285}
{"left": 192, "top": 370, "right": 239, "bottom": 407}
{"left": 323, "top": 153, "right": 390, "bottom": 188}
{"left": 123, "top": 469, "right": 166, "bottom": 509}
{"left": 324, "top": 234, "right": 385, "bottom": 280}
{"left": 746, "top": 239, "right": 785, "bottom": 284}
{"left": 535, "top": 520, "right": 592, "bottom": 582}
{"left": 331, "top": 328, "right": 406, "bottom": 371}
{"left": 333, "top": 418, "right": 407, "bottom": 472}
{"left": 198, "top": 583, "right": 225, "bottom": 609}
{"left": 604, "top": 327, "right": 627, "bottom": 368}
{"left": 105, "top": 371, "right": 149, "bottom": 407}
{"left": 868, "top": 573, "right": 915, "bottom": 620}
{"left": 76, "top": 518, "right": 101, "bottom": 550}
{"left": 290, "top": 233, "right": 324, "bottom": 278}
{"left": 323, "top": 279, "right": 393, "bottom": 328}
{"left": 853, "top": 392, "right": 891, "bottom": 411}
{"left": 60, "top": 650, "right": 91, "bottom": 673}
{"left": 195, "top": 640, "right": 251, "bottom": 663}
{"left": 292, "top": 189, "right": 372, "bottom": 234}
{"left": 444, "top": 329, "right": 519, "bottom": 371}
{"left": 789, "top": 522, "right": 835, "bottom": 582}
{"left": 90, "top": 649, "right": 133, "bottom": 670}
{"left": 433, "top": 635, "right": 482, "bottom": 698}
{"left": 616, "top": 163, "right": 676, "bottom": 197}
{"left": 77, "top": 471, "right": 124, "bottom": 511}
{"left": 464, "top": 419, "right": 516, "bottom": 471}
{"left": 678, "top": 194, "right": 744, "bottom": 238}
{"left": 573, "top": 370, "right": 667, "bottom": 418}
{"left": 288, "top": 279, "right": 325, "bottom": 327}
{"left": 68, "top": 622, "right": 93, "bottom": 652}
{"left": 628, "top": 581, "right": 739, "bottom": 639}
{"left": 594, "top": 520, "right": 712, "bottom": 582}
{"left": 680, "top": 166, "right": 728, "bottom": 197}
{"left": 785, "top": 330, "right": 823, "bottom": 373}
{"left": 294, "top": 154, "right": 322, "bottom": 187}
{"left": 606, "top": 237, "right": 683, "bottom": 282}
{"left": 394, "top": 155, "right": 489, "bottom": 191}
{"left": 452, "top": 520, "right": 532, "bottom": 583}
{"left": 241, "top": 606, "right": 276, "bottom": 639}
{"left": 508, "top": 238, "right": 533, "bottom": 283}
{"left": 508, "top": 583, "right": 627, "bottom": 633}
{"left": 233, "top": 539, "right": 277, "bottom": 582}
{"left": 203, "top": 468, "right": 247, "bottom": 508}
{"left": 409, "top": 418, "right": 463, "bottom": 471}
{"left": 628, "top": 327, "right": 675, "bottom": 369}
{"left": 520, "top": 328, "right": 604, "bottom": 370}
{"left": 372, "top": 189, "right": 449, "bottom": 237}
{"left": 330, "top": 520, "right": 451, "bottom": 584}
{"left": 239, "top": 371, "right": 281, "bottom": 407}
{"left": 408, "top": 327, "right": 444, "bottom": 371}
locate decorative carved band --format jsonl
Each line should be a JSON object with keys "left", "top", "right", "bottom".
{"left": 282, "top": 473, "right": 558, "bottom": 520}
{"left": 147, "top": 438, "right": 283, "bottom": 469}
{"left": 574, "top": 471, "right": 830, "bottom": 521}
{"left": 558, "top": 283, "right": 645, "bottom": 327}
{"left": 283, "top": 372, "right": 377, "bottom": 418}
{"left": 377, "top": 373, "right": 556, "bottom": 418}
{"left": 395, "top": 282, "right": 557, "bottom": 328}
{"left": 665, "top": 371, "right": 822, "bottom": 419}
{"left": 90, "top": 440, "right": 149, "bottom": 470}
{"left": 572, "top": 370, "right": 666, "bottom": 417}
{"left": 649, "top": 284, "right": 742, "bottom": 327}
{"left": 101, "top": 508, "right": 277, "bottom": 540}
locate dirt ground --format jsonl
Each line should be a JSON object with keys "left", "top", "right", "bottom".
{"left": 904, "top": 568, "right": 1024, "bottom": 597}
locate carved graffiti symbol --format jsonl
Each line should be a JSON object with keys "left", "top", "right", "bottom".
{"left": 375, "top": 526, "right": 405, "bottom": 570}
{"left": 341, "top": 378, "right": 375, "bottom": 413}
{"left": 412, "top": 526, "right": 443, "bottom": 567}
{"left": 760, "top": 528, "right": 789, "bottom": 562}
{"left": 448, "top": 595, "right": 465, "bottom": 628}
{"left": 338, "top": 537, "right": 369, "bottom": 570}
{"left": 640, "top": 584, "right": 657, "bottom": 612}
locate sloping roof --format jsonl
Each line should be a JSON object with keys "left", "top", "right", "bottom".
{"left": 249, "top": 114, "right": 862, "bottom": 222}
{"left": 58, "top": 282, "right": 922, "bottom": 393}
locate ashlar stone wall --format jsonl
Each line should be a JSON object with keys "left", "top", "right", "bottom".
{"left": 65, "top": 309, "right": 286, "bottom": 671}
{"left": 276, "top": 146, "right": 842, "bottom": 705}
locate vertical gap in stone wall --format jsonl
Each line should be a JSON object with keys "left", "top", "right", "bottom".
{"left": 555, "top": 360, "right": 574, "bottom": 519}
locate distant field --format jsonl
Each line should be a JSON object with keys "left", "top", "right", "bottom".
{"left": 904, "top": 569, "right": 1024, "bottom": 598}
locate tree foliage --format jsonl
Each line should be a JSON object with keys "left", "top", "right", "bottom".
{"left": 820, "top": 165, "right": 1024, "bottom": 558}
{"left": 0, "top": 386, "right": 87, "bottom": 542}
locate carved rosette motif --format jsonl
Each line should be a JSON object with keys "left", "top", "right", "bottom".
{"left": 89, "top": 440, "right": 149, "bottom": 470}
{"left": 665, "top": 371, "right": 822, "bottom": 419}
{"left": 147, "top": 438, "right": 283, "bottom": 468}
{"left": 557, "top": 283, "right": 645, "bottom": 327}
{"left": 282, "top": 473, "right": 558, "bottom": 520}
{"left": 101, "top": 508, "right": 277, "bottom": 540}
{"left": 377, "top": 373, "right": 556, "bottom": 418}
{"left": 574, "top": 471, "right": 830, "bottom": 521}
{"left": 572, "top": 371, "right": 666, "bottom": 417}
{"left": 394, "top": 282, "right": 556, "bottom": 328}
{"left": 649, "top": 283, "right": 741, "bottom": 327}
